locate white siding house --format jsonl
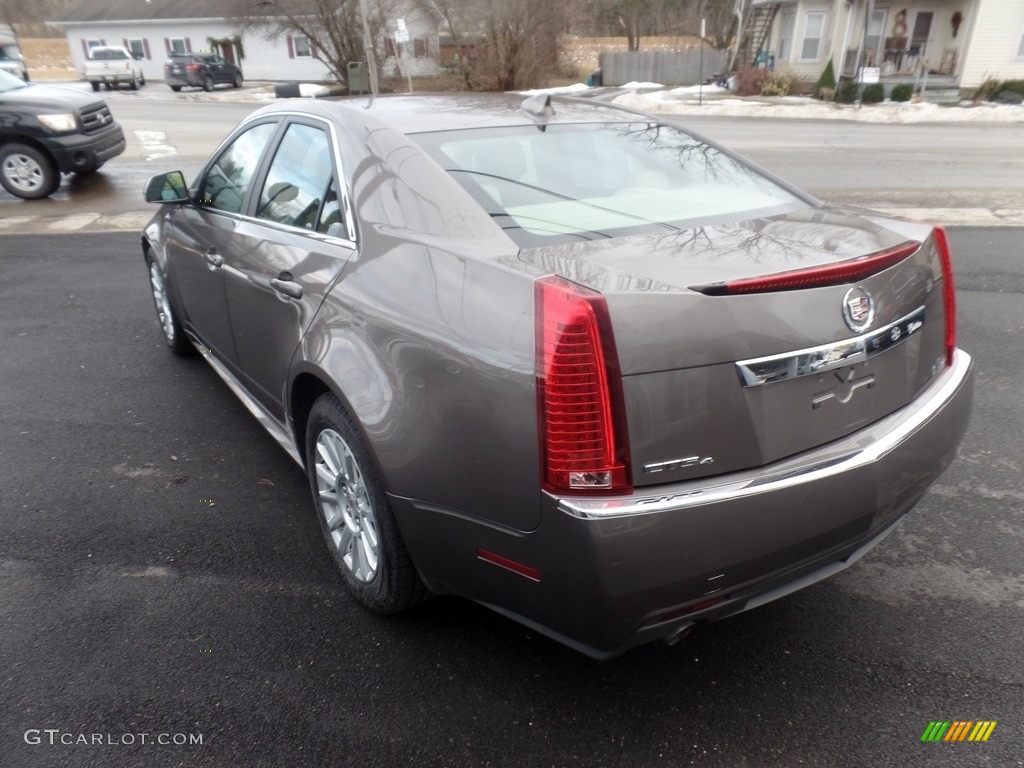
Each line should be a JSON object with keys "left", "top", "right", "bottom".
{"left": 748, "top": 0, "right": 1024, "bottom": 93}
{"left": 49, "top": 0, "right": 441, "bottom": 84}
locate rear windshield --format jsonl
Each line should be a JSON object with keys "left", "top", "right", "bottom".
{"left": 413, "top": 122, "right": 804, "bottom": 247}
{"left": 91, "top": 48, "right": 129, "bottom": 60}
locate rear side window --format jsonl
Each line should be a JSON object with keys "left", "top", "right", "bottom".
{"left": 197, "top": 122, "right": 276, "bottom": 214}
{"left": 414, "top": 123, "right": 804, "bottom": 246}
{"left": 255, "top": 123, "right": 335, "bottom": 231}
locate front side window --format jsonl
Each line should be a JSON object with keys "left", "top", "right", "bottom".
{"left": 801, "top": 11, "right": 826, "bottom": 60}
{"left": 255, "top": 123, "right": 335, "bottom": 231}
{"left": 414, "top": 123, "right": 802, "bottom": 247}
{"left": 198, "top": 122, "right": 277, "bottom": 213}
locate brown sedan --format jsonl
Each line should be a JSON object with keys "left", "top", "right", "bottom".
{"left": 141, "top": 94, "right": 973, "bottom": 658}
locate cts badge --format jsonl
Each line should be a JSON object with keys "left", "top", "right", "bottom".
{"left": 842, "top": 286, "right": 875, "bottom": 332}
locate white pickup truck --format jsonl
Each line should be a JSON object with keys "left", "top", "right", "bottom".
{"left": 82, "top": 46, "right": 145, "bottom": 91}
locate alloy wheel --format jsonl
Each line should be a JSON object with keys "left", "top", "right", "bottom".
{"left": 314, "top": 428, "right": 380, "bottom": 582}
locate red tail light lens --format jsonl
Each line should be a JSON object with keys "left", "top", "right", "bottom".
{"left": 186, "top": 63, "right": 203, "bottom": 73}
{"left": 535, "top": 276, "right": 631, "bottom": 494}
{"left": 691, "top": 241, "right": 921, "bottom": 295}
{"left": 931, "top": 226, "right": 957, "bottom": 366}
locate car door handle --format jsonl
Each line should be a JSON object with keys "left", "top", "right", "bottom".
{"left": 271, "top": 274, "right": 303, "bottom": 299}
{"left": 204, "top": 249, "right": 224, "bottom": 268}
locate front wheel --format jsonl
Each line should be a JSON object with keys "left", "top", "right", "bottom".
{"left": 306, "top": 394, "right": 427, "bottom": 614}
{"left": 232, "top": 72, "right": 243, "bottom": 88}
{"left": 0, "top": 143, "right": 60, "bottom": 199}
{"left": 129, "top": 75, "right": 138, "bottom": 90}
{"left": 146, "top": 255, "right": 194, "bottom": 356}
{"left": 202, "top": 75, "right": 214, "bottom": 92}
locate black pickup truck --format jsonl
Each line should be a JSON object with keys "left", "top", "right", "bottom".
{"left": 0, "top": 70, "right": 125, "bottom": 199}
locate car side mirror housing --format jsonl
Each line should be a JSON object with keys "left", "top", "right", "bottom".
{"left": 144, "top": 171, "right": 189, "bottom": 203}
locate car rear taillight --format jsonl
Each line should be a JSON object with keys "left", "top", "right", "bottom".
{"left": 691, "top": 241, "right": 921, "bottom": 295}
{"left": 186, "top": 63, "right": 203, "bottom": 73}
{"left": 535, "top": 275, "right": 631, "bottom": 494}
{"left": 931, "top": 226, "right": 957, "bottom": 366}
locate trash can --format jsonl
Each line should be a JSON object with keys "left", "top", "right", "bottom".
{"left": 347, "top": 61, "right": 369, "bottom": 95}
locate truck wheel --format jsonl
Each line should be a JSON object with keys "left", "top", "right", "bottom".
{"left": 0, "top": 143, "right": 61, "bottom": 200}
{"left": 129, "top": 75, "right": 138, "bottom": 90}
{"left": 90, "top": 81, "right": 100, "bottom": 92}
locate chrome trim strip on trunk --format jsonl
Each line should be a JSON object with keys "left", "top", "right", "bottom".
{"left": 558, "top": 349, "right": 972, "bottom": 520}
{"left": 735, "top": 305, "right": 926, "bottom": 387}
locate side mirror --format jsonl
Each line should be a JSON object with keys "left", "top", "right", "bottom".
{"left": 144, "top": 171, "right": 189, "bottom": 203}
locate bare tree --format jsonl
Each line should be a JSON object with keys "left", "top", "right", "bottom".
{"left": 236, "top": 0, "right": 400, "bottom": 83}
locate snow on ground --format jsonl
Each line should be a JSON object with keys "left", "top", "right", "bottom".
{"left": 613, "top": 87, "right": 1024, "bottom": 124}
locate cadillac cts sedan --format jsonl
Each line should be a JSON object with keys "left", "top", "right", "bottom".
{"left": 141, "top": 94, "right": 973, "bottom": 658}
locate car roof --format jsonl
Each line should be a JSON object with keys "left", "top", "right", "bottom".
{"left": 250, "top": 93, "right": 648, "bottom": 136}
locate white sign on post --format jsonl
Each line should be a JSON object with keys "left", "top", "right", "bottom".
{"left": 859, "top": 67, "right": 880, "bottom": 84}
{"left": 394, "top": 19, "right": 410, "bottom": 43}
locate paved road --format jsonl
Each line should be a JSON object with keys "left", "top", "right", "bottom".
{"left": 1, "top": 227, "right": 1021, "bottom": 767}
{"left": 1, "top": 92, "right": 1024, "bottom": 232}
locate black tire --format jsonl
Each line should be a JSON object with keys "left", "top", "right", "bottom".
{"left": 129, "top": 75, "right": 138, "bottom": 91}
{"left": 306, "top": 393, "right": 428, "bottom": 614}
{"left": 232, "top": 72, "right": 243, "bottom": 88}
{"left": 0, "top": 142, "right": 61, "bottom": 199}
{"left": 170, "top": 85, "right": 182, "bottom": 92}
{"left": 139, "top": 73, "right": 145, "bottom": 86}
{"left": 145, "top": 254, "right": 194, "bottom": 356}
{"left": 90, "top": 81, "right": 100, "bottom": 92}
{"left": 202, "top": 75, "right": 214, "bottom": 92}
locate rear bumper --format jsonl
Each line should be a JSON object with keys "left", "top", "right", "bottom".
{"left": 395, "top": 350, "right": 974, "bottom": 658}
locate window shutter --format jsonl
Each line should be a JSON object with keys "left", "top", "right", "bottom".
{"left": 143, "top": 39, "right": 151, "bottom": 60}
{"left": 164, "top": 38, "right": 171, "bottom": 53}
{"left": 81, "top": 39, "right": 89, "bottom": 57}
{"left": 185, "top": 38, "right": 192, "bottom": 52}
{"left": 287, "top": 35, "right": 295, "bottom": 58}
{"left": 312, "top": 43, "right": 319, "bottom": 59}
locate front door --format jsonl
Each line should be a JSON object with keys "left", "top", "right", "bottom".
{"left": 911, "top": 11, "right": 933, "bottom": 64}
{"left": 221, "top": 42, "right": 236, "bottom": 65}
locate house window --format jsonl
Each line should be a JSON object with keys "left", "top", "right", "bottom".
{"left": 86, "top": 39, "right": 103, "bottom": 51}
{"left": 127, "top": 39, "right": 145, "bottom": 59}
{"left": 414, "top": 37, "right": 429, "bottom": 58}
{"left": 778, "top": 11, "right": 795, "bottom": 60}
{"left": 864, "top": 9, "right": 887, "bottom": 64}
{"left": 294, "top": 36, "right": 311, "bottom": 58}
{"left": 385, "top": 38, "right": 397, "bottom": 57}
{"left": 800, "top": 11, "right": 827, "bottom": 60}
{"left": 170, "top": 38, "right": 186, "bottom": 54}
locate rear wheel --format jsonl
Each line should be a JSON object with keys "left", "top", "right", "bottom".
{"left": 90, "top": 81, "right": 100, "bottom": 92}
{"left": 202, "top": 75, "right": 214, "bottom": 92}
{"left": 0, "top": 143, "right": 60, "bottom": 199}
{"left": 146, "top": 255, "right": 194, "bottom": 356}
{"left": 232, "top": 72, "right": 243, "bottom": 88}
{"left": 306, "top": 394, "right": 428, "bottom": 614}
{"left": 170, "top": 85, "right": 182, "bottom": 92}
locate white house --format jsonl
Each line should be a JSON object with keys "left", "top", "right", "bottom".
{"left": 49, "top": 0, "right": 440, "bottom": 84}
{"left": 741, "top": 0, "right": 1024, "bottom": 93}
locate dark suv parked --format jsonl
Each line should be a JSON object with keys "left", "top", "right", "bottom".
{"left": 164, "top": 53, "right": 243, "bottom": 92}
{"left": 0, "top": 70, "right": 125, "bottom": 199}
